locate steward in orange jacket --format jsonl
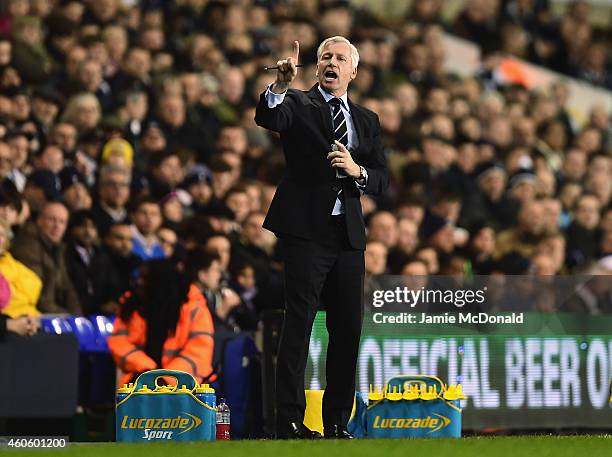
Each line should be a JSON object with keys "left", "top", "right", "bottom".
{"left": 108, "top": 259, "right": 215, "bottom": 385}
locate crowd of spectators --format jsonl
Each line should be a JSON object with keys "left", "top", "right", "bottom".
{"left": 0, "top": 0, "right": 611, "bottom": 348}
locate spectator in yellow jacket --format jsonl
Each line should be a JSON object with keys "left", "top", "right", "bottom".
{"left": 0, "top": 218, "right": 42, "bottom": 318}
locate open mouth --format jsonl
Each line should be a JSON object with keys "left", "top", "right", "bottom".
{"left": 324, "top": 69, "right": 338, "bottom": 82}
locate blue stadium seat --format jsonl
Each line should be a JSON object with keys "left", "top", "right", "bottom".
{"left": 40, "top": 316, "right": 73, "bottom": 335}
{"left": 89, "top": 315, "right": 115, "bottom": 353}
{"left": 66, "top": 316, "right": 99, "bottom": 352}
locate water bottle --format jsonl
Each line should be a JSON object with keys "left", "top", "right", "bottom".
{"left": 208, "top": 386, "right": 217, "bottom": 440}
{"left": 216, "top": 398, "right": 230, "bottom": 440}
{"left": 196, "top": 384, "right": 217, "bottom": 440}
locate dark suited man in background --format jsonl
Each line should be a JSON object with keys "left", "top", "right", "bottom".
{"left": 255, "top": 36, "right": 388, "bottom": 439}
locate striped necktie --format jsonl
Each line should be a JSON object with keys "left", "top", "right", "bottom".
{"left": 329, "top": 97, "right": 348, "bottom": 147}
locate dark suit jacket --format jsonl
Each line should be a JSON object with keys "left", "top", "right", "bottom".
{"left": 65, "top": 244, "right": 120, "bottom": 315}
{"left": 255, "top": 84, "right": 388, "bottom": 250}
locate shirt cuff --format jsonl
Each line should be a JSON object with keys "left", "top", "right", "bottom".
{"left": 355, "top": 166, "right": 368, "bottom": 190}
{"left": 265, "top": 84, "right": 286, "bottom": 108}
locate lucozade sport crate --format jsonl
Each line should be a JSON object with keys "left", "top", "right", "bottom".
{"left": 116, "top": 369, "right": 216, "bottom": 442}
{"left": 365, "top": 375, "right": 463, "bottom": 438}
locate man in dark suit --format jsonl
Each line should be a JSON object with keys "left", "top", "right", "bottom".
{"left": 255, "top": 37, "right": 388, "bottom": 439}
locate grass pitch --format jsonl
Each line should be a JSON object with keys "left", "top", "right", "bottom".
{"left": 4, "top": 436, "right": 612, "bottom": 457}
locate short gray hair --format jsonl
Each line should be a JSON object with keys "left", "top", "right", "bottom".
{"left": 99, "top": 165, "right": 132, "bottom": 185}
{"left": 316, "top": 36, "right": 359, "bottom": 70}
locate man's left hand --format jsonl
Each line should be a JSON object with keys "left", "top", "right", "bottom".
{"left": 327, "top": 140, "right": 360, "bottom": 178}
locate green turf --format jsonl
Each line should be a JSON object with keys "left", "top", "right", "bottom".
{"left": 4, "top": 436, "right": 612, "bottom": 457}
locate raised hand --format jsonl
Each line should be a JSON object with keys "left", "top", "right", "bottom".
{"left": 272, "top": 41, "right": 299, "bottom": 93}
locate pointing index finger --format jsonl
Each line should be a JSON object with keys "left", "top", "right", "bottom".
{"left": 293, "top": 41, "right": 300, "bottom": 64}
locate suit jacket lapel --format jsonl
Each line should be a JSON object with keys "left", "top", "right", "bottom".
{"left": 308, "top": 84, "right": 334, "bottom": 144}
{"left": 347, "top": 98, "right": 364, "bottom": 154}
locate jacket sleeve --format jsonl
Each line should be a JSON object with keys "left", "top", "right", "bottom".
{"left": 11, "top": 236, "right": 43, "bottom": 283}
{"left": 0, "top": 314, "right": 6, "bottom": 341}
{"left": 18, "top": 262, "right": 42, "bottom": 312}
{"left": 107, "top": 315, "right": 157, "bottom": 374}
{"left": 360, "top": 112, "right": 389, "bottom": 197}
{"left": 254, "top": 88, "right": 296, "bottom": 133}
{"left": 165, "top": 301, "right": 215, "bottom": 381}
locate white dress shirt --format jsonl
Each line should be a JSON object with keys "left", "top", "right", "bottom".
{"left": 265, "top": 84, "right": 368, "bottom": 215}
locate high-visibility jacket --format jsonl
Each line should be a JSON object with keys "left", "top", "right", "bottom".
{"left": 108, "top": 284, "right": 215, "bottom": 386}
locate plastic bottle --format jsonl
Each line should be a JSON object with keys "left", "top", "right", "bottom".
{"left": 195, "top": 384, "right": 217, "bottom": 440}
{"left": 208, "top": 385, "right": 217, "bottom": 440}
{"left": 216, "top": 398, "right": 230, "bottom": 440}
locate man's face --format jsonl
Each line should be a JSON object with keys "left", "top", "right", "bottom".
{"left": 125, "top": 49, "right": 151, "bottom": 77}
{"left": 0, "top": 143, "right": 13, "bottom": 178}
{"left": 32, "top": 98, "right": 59, "bottom": 125}
{"left": 519, "top": 201, "right": 545, "bottom": 235}
{"left": 159, "top": 96, "right": 185, "bottom": 128}
{"left": 157, "top": 227, "right": 177, "bottom": 257}
{"left": 66, "top": 46, "right": 87, "bottom": 79}
{"left": 542, "top": 198, "right": 561, "bottom": 232}
{"left": 153, "top": 155, "right": 182, "bottom": 186}
{"left": 105, "top": 224, "right": 132, "bottom": 257}
{"left": 205, "top": 236, "right": 231, "bottom": 271}
{"left": 38, "top": 146, "right": 64, "bottom": 173}
{"left": 51, "top": 123, "right": 77, "bottom": 153}
{"left": 133, "top": 203, "right": 161, "bottom": 236}
{"left": 226, "top": 191, "right": 250, "bottom": 223}
{"left": 199, "top": 260, "right": 222, "bottom": 290}
{"left": 365, "top": 241, "right": 387, "bottom": 275}
{"left": 12, "top": 95, "right": 30, "bottom": 121}
{"left": 72, "top": 219, "right": 99, "bottom": 248}
{"left": 79, "top": 60, "right": 102, "bottom": 92}
{"left": 316, "top": 41, "right": 356, "bottom": 96}
{"left": 242, "top": 213, "right": 267, "bottom": 248}
{"left": 430, "top": 225, "right": 455, "bottom": 254}
{"left": 220, "top": 69, "right": 244, "bottom": 105}
{"left": 563, "top": 149, "right": 586, "bottom": 181}
{"left": 575, "top": 196, "right": 601, "bottom": 230}
{"left": 425, "top": 89, "right": 449, "bottom": 115}
{"left": 141, "top": 126, "right": 166, "bottom": 153}
{"left": 100, "top": 172, "right": 130, "bottom": 208}
{"left": 368, "top": 212, "right": 398, "bottom": 248}
{"left": 64, "top": 183, "right": 92, "bottom": 211}
{"left": 91, "top": 0, "right": 117, "bottom": 22}
{"left": 217, "top": 127, "right": 247, "bottom": 155}
{"left": 0, "top": 41, "right": 11, "bottom": 65}
{"left": 397, "top": 218, "right": 418, "bottom": 254}
{"left": 479, "top": 170, "right": 506, "bottom": 201}
{"left": 37, "top": 203, "right": 69, "bottom": 244}
{"left": 473, "top": 227, "right": 495, "bottom": 255}
{"left": 188, "top": 181, "right": 212, "bottom": 205}
{"left": 0, "top": 204, "right": 17, "bottom": 226}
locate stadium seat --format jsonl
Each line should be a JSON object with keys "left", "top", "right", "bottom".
{"left": 66, "top": 316, "right": 99, "bottom": 352}
{"left": 90, "top": 315, "right": 115, "bottom": 353}
{"left": 40, "top": 316, "right": 74, "bottom": 335}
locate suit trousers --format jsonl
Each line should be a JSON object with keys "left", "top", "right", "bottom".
{"left": 276, "top": 213, "right": 364, "bottom": 430}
